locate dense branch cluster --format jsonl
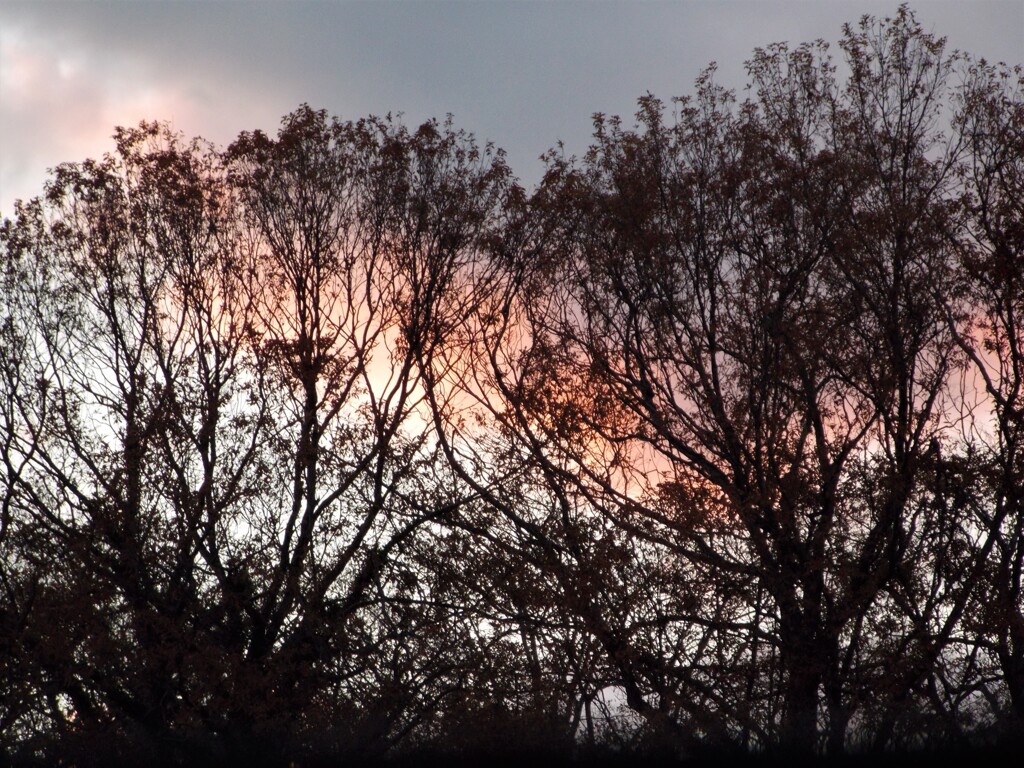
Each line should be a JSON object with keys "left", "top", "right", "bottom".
{"left": 1, "top": 9, "right": 1022, "bottom": 765}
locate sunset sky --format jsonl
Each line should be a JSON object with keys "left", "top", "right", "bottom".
{"left": 1, "top": 0, "right": 1022, "bottom": 216}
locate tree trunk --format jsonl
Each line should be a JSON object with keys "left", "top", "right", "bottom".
{"left": 779, "top": 612, "right": 825, "bottom": 754}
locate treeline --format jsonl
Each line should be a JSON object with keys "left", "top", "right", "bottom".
{"left": 1, "top": 8, "right": 1022, "bottom": 766}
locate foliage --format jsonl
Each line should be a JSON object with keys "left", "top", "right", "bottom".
{"left": 1, "top": 7, "right": 1021, "bottom": 765}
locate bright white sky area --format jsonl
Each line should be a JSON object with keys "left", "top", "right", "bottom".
{"left": 1, "top": 0, "right": 1022, "bottom": 216}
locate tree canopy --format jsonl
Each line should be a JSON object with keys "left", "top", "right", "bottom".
{"left": 1, "top": 8, "right": 1022, "bottom": 766}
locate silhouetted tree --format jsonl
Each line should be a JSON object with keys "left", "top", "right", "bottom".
{"left": 950, "top": 57, "right": 1024, "bottom": 739}
{"left": 1, "top": 8, "right": 1022, "bottom": 765}
{"left": 0, "top": 108, "right": 517, "bottom": 763}
{"left": 423, "top": 7, "right": 1017, "bottom": 757}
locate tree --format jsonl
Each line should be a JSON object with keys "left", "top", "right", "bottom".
{"left": 426, "top": 7, "right": 996, "bottom": 755}
{"left": 1, "top": 9, "right": 1023, "bottom": 763}
{"left": 0, "top": 107, "right": 517, "bottom": 762}
{"left": 951, "top": 58, "right": 1024, "bottom": 738}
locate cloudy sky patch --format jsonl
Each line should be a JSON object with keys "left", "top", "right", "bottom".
{"left": 1, "top": 0, "right": 1021, "bottom": 215}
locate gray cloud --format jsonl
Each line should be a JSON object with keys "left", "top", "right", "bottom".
{"left": 2, "top": 0, "right": 1021, "bottom": 214}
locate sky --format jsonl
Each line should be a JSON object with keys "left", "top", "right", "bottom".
{"left": 1, "top": 0, "right": 1022, "bottom": 216}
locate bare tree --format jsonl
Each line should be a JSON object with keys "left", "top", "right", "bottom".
{"left": 1, "top": 11, "right": 1022, "bottom": 763}
{"left": 425, "top": 8, "right": 992, "bottom": 755}
{"left": 950, "top": 59, "right": 1024, "bottom": 738}
{"left": 0, "top": 107, "right": 517, "bottom": 762}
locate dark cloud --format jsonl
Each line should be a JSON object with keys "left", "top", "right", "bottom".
{"left": 2, "top": 0, "right": 1021, "bottom": 214}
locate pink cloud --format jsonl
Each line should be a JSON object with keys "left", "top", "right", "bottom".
{"left": 0, "top": 21, "right": 278, "bottom": 216}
